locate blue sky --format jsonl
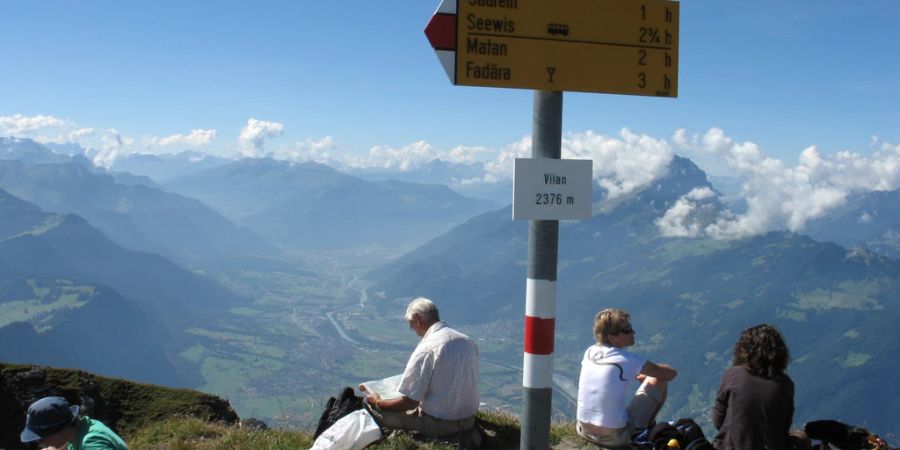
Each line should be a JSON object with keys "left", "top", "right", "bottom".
{"left": 2, "top": 1, "right": 899, "bottom": 165}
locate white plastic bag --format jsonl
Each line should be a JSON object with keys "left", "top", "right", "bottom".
{"left": 309, "top": 408, "right": 382, "bottom": 450}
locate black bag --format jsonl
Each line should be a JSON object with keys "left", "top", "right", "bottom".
{"left": 804, "top": 420, "right": 893, "bottom": 450}
{"left": 644, "top": 418, "right": 713, "bottom": 450}
{"left": 646, "top": 421, "right": 680, "bottom": 448}
{"left": 313, "top": 386, "right": 365, "bottom": 438}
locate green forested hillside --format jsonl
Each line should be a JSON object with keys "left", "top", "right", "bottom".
{"left": 0, "top": 189, "right": 243, "bottom": 386}
{"left": 0, "top": 278, "right": 185, "bottom": 385}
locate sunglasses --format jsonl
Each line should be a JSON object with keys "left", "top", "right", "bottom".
{"left": 619, "top": 325, "right": 635, "bottom": 335}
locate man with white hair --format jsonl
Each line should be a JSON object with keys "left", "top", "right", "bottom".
{"left": 364, "top": 296, "right": 480, "bottom": 437}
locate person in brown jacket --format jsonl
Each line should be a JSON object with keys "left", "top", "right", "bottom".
{"left": 712, "top": 324, "right": 794, "bottom": 450}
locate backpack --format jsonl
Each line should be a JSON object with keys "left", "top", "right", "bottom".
{"left": 314, "top": 387, "right": 365, "bottom": 438}
{"left": 804, "top": 420, "right": 893, "bottom": 450}
{"left": 637, "top": 418, "right": 713, "bottom": 450}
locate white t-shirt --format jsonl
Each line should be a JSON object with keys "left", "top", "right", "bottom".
{"left": 397, "top": 321, "right": 480, "bottom": 420}
{"left": 576, "top": 344, "right": 647, "bottom": 428}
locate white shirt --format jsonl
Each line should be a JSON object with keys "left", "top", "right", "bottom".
{"left": 576, "top": 344, "right": 647, "bottom": 428}
{"left": 397, "top": 321, "right": 480, "bottom": 420}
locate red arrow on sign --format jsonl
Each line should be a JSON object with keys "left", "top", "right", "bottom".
{"left": 423, "top": 0, "right": 457, "bottom": 83}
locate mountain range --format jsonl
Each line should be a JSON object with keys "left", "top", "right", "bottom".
{"left": 370, "top": 156, "right": 900, "bottom": 437}
{"left": 805, "top": 189, "right": 900, "bottom": 259}
{"left": 0, "top": 137, "right": 71, "bottom": 165}
{"left": 167, "top": 158, "right": 499, "bottom": 249}
{"left": 107, "top": 150, "right": 231, "bottom": 183}
{"left": 0, "top": 156, "right": 278, "bottom": 268}
{"left": 345, "top": 159, "right": 512, "bottom": 204}
{"left": 0, "top": 139, "right": 509, "bottom": 254}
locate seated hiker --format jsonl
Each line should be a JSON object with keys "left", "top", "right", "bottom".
{"left": 576, "top": 308, "right": 677, "bottom": 447}
{"left": 363, "top": 297, "right": 480, "bottom": 437}
{"left": 712, "top": 324, "right": 799, "bottom": 450}
{"left": 20, "top": 396, "right": 128, "bottom": 450}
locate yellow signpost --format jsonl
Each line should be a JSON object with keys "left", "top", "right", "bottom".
{"left": 452, "top": 0, "right": 679, "bottom": 96}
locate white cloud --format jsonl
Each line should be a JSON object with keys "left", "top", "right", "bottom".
{"left": 656, "top": 187, "right": 717, "bottom": 238}
{"left": 446, "top": 144, "right": 492, "bottom": 164}
{"left": 563, "top": 128, "right": 674, "bottom": 199}
{"left": 482, "top": 136, "right": 531, "bottom": 183}
{"left": 67, "top": 128, "right": 95, "bottom": 141}
{"left": 465, "top": 129, "right": 674, "bottom": 195}
{"left": 291, "top": 129, "right": 674, "bottom": 196}
{"left": 349, "top": 141, "right": 438, "bottom": 171}
{"left": 0, "top": 114, "right": 132, "bottom": 166}
{"left": 0, "top": 114, "right": 94, "bottom": 145}
{"left": 672, "top": 128, "right": 689, "bottom": 147}
{"left": 89, "top": 129, "right": 134, "bottom": 169}
{"left": 273, "top": 139, "right": 494, "bottom": 174}
{"left": 1, "top": 114, "right": 226, "bottom": 166}
{"left": 334, "top": 141, "right": 489, "bottom": 172}
{"left": 148, "top": 129, "right": 217, "bottom": 148}
{"left": 664, "top": 128, "right": 900, "bottom": 239}
{"left": 0, "top": 114, "right": 67, "bottom": 136}
{"left": 238, "top": 118, "right": 284, "bottom": 157}
{"left": 272, "top": 136, "right": 338, "bottom": 163}
{"left": 657, "top": 198, "right": 699, "bottom": 237}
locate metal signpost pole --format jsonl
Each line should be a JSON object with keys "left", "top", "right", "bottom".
{"left": 521, "top": 90, "right": 563, "bottom": 450}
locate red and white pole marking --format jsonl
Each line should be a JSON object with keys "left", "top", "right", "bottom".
{"left": 523, "top": 278, "right": 556, "bottom": 389}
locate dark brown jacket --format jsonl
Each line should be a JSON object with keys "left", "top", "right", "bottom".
{"left": 712, "top": 365, "right": 794, "bottom": 450}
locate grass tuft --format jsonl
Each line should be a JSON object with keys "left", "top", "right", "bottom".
{"left": 128, "top": 416, "right": 312, "bottom": 450}
{"left": 125, "top": 410, "right": 586, "bottom": 449}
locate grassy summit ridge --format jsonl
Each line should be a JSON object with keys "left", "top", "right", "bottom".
{"left": 0, "top": 362, "right": 581, "bottom": 449}
{"left": 8, "top": 361, "right": 898, "bottom": 449}
{"left": 127, "top": 411, "right": 582, "bottom": 450}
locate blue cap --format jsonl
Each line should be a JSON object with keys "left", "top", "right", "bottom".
{"left": 20, "top": 396, "right": 80, "bottom": 443}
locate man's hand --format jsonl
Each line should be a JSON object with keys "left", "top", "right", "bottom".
{"left": 366, "top": 394, "right": 420, "bottom": 412}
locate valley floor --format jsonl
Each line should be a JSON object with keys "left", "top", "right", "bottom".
{"left": 184, "top": 248, "right": 577, "bottom": 428}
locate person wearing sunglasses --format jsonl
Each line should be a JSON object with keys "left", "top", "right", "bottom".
{"left": 576, "top": 308, "right": 678, "bottom": 448}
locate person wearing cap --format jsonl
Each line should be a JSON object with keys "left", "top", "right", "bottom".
{"left": 20, "top": 396, "right": 128, "bottom": 450}
{"left": 363, "top": 297, "right": 479, "bottom": 437}
{"left": 576, "top": 308, "right": 678, "bottom": 447}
